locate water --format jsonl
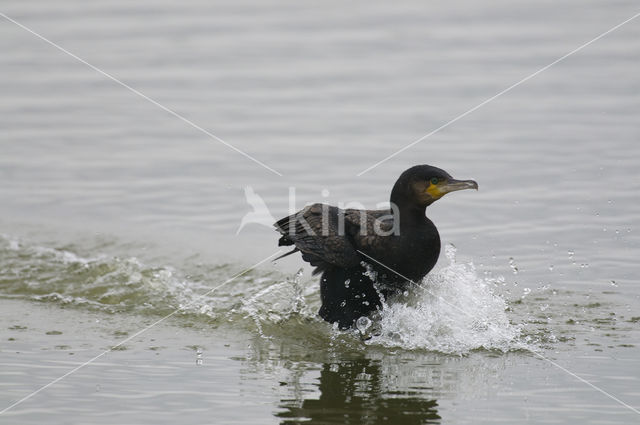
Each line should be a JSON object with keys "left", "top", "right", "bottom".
{"left": 1, "top": 0, "right": 640, "bottom": 423}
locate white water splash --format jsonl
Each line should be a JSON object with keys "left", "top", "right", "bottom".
{"left": 365, "top": 244, "right": 523, "bottom": 354}
{"left": 239, "top": 268, "right": 310, "bottom": 336}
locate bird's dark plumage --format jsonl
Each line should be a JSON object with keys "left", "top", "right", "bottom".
{"left": 274, "top": 164, "right": 478, "bottom": 329}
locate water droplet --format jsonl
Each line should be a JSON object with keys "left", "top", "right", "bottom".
{"left": 344, "top": 279, "right": 350, "bottom": 288}
{"left": 356, "top": 316, "right": 372, "bottom": 334}
{"left": 508, "top": 257, "right": 518, "bottom": 275}
{"left": 196, "top": 347, "right": 203, "bottom": 365}
{"left": 610, "top": 280, "right": 618, "bottom": 287}
{"left": 522, "top": 288, "right": 531, "bottom": 299}
{"left": 445, "top": 244, "right": 457, "bottom": 263}
{"left": 549, "top": 264, "right": 554, "bottom": 271}
{"left": 321, "top": 188, "right": 330, "bottom": 197}
{"left": 199, "top": 304, "right": 212, "bottom": 315}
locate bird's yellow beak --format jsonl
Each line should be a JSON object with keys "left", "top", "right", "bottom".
{"left": 427, "top": 178, "right": 478, "bottom": 199}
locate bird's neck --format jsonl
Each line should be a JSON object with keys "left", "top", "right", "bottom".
{"left": 390, "top": 182, "right": 433, "bottom": 227}
{"left": 391, "top": 199, "right": 429, "bottom": 227}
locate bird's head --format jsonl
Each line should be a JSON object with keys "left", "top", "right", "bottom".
{"left": 391, "top": 164, "right": 478, "bottom": 208}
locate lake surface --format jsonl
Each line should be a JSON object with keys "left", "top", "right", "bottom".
{"left": 1, "top": 0, "right": 640, "bottom": 423}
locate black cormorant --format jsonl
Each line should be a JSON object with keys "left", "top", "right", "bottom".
{"left": 274, "top": 164, "right": 478, "bottom": 329}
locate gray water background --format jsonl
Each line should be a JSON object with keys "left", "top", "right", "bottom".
{"left": 1, "top": 0, "right": 640, "bottom": 424}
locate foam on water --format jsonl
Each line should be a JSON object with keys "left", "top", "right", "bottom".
{"left": 1, "top": 234, "right": 528, "bottom": 354}
{"left": 0, "top": 234, "right": 213, "bottom": 316}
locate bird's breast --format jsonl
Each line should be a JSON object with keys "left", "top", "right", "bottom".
{"left": 361, "top": 225, "right": 440, "bottom": 285}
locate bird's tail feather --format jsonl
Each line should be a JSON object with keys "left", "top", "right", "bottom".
{"left": 272, "top": 247, "right": 299, "bottom": 262}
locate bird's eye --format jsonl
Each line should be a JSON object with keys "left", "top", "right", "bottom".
{"left": 430, "top": 177, "right": 439, "bottom": 185}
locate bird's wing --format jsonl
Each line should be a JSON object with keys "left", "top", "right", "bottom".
{"left": 344, "top": 208, "right": 396, "bottom": 258}
{"left": 274, "top": 203, "right": 363, "bottom": 274}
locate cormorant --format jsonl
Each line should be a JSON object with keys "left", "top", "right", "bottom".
{"left": 274, "top": 164, "right": 478, "bottom": 329}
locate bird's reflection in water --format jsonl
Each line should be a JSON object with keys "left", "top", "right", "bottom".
{"left": 276, "top": 357, "right": 440, "bottom": 425}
